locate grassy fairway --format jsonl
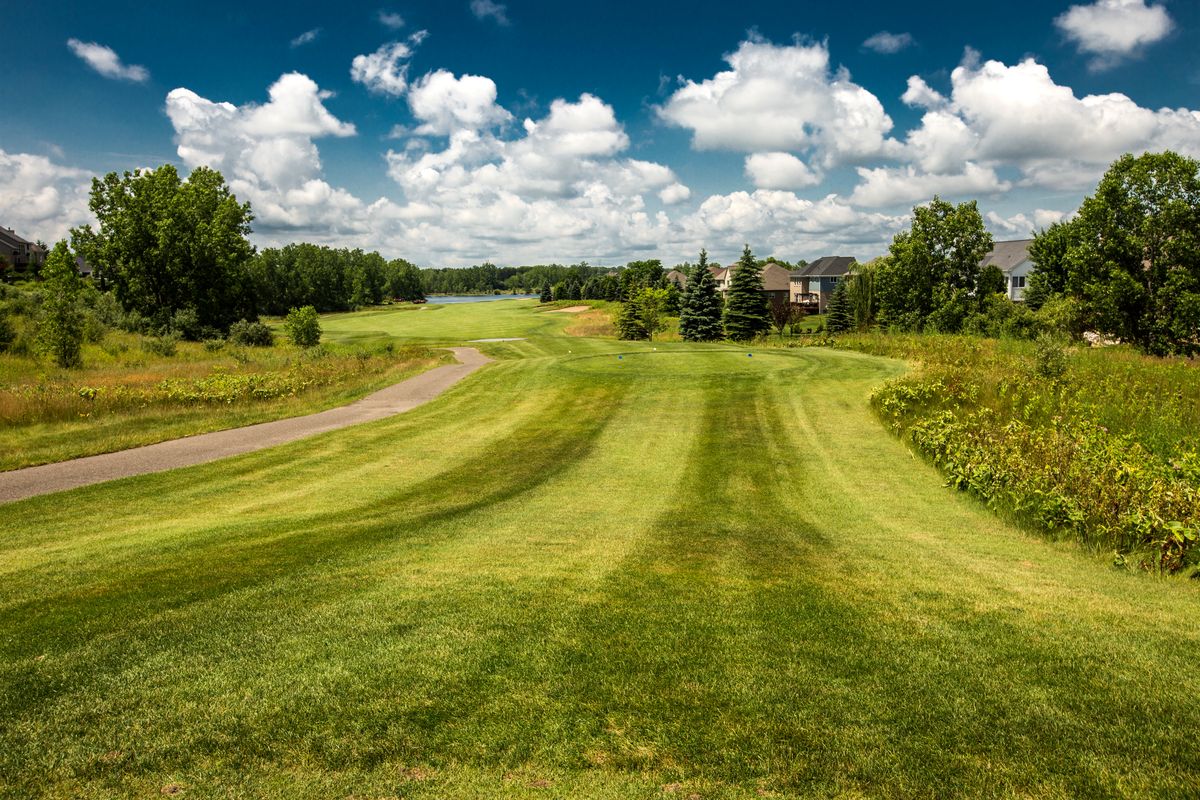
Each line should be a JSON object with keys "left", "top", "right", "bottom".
{"left": 3, "top": 299, "right": 1200, "bottom": 798}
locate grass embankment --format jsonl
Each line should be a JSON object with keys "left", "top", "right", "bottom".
{"left": 0, "top": 331, "right": 448, "bottom": 470}
{"left": 3, "top": 299, "right": 1200, "bottom": 797}
{"left": 825, "top": 333, "right": 1200, "bottom": 573}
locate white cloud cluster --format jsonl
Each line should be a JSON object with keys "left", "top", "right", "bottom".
{"left": 0, "top": 149, "right": 93, "bottom": 241}
{"left": 1055, "top": 0, "right": 1172, "bottom": 69}
{"left": 166, "top": 73, "right": 363, "bottom": 233}
{"left": 986, "top": 209, "right": 1069, "bottom": 238}
{"left": 888, "top": 56, "right": 1200, "bottom": 196}
{"left": 380, "top": 89, "right": 694, "bottom": 259}
{"left": 66, "top": 39, "right": 149, "bottom": 82}
{"left": 350, "top": 33, "right": 428, "bottom": 96}
{"left": 744, "top": 152, "right": 821, "bottom": 190}
{"left": 407, "top": 70, "right": 513, "bottom": 135}
{"left": 862, "top": 31, "right": 914, "bottom": 54}
{"left": 657, "top": 39, "right": 899, "bottom": 168}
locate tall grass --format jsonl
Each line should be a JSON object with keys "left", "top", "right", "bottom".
{"left": 0, "top": 331, "right": 445, "bottom": 470}
{"left": 831, "top": 333, "right": 1200, "bottom": 573}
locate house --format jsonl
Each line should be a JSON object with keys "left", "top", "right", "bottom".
{"left": 790, "top": 256, "right": 857, "bottom": 313}
{"left": 0, "top": 226, "right": 47, "bottom": 277}
{"left": 664, "top": 269, "right": 689, "bottom": 288}
{"left": 980, "top": 239, "right": 1034, "bottom": 301}
{"left": 710, "top": 261, "right": 792, "bottom": 305}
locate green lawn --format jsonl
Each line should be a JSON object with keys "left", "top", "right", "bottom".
{"left": 3, "top": 299, "right": 1200, "bottom": 798}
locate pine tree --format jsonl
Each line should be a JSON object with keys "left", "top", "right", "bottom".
{"left": 38, "top": 241, "right": 84, "bottom": 368}
{"left": 539, "top": 283, "right": 552, "bottom": 303}
{"left": 723, "top": 244, "right": 770, "bottom": 341}
{"left": 825, "top": 280, "right": 853, "bottom": 334}
{"left": 679, "top": 249, "right": 724, "bottom": 341}
{"left": 616, "top": 291, "right": 648, "bottom": 340}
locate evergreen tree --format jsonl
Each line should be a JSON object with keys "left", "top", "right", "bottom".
{"left": 38, "top": 241, "right": 85, "bottom": 368}
{"left": 825, "top": 280, "right": 853, "bottom": 334}
{"left": 539, "top": 283, "right": 552, "bottom": 303}
{"left": 679, "top": 249, "right": 724, "bottom": 341}
{"left": 723, "top": 244, "right": 770, "bottom": 341}
{"left": 616, "top": 291, "right": 648, "bottom": 340}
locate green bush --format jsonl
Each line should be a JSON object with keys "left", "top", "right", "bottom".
{"left": 1034, "top": 336, "right": 1068, "bottom": 380}
{"left": 141, "top": 333, "right": 179, "bottom": 357}
{"left": 853, "top": 333, "right": 1200, "bottom": 574}
{"left": 283, "top": 306, "right": 321, "bottom": 347}
{"left": 171, "top": 308, "right": 203, "bottom": 341}
{"left": 0, "top": 311, "right": 14, "bottom": 353}
{"left": 228, "top": 319, "right": 275, "bottom": 347}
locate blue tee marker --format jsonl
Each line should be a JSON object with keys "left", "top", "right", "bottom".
{"left": 748, "top": 353, "right": 753, "bottom": 357}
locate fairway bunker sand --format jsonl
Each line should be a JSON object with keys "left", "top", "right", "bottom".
{"left": 0, "top": 347, "right": 491, "bottom": 504}
{"left": 547, "top": 306, "right": 588, "bottom": 313}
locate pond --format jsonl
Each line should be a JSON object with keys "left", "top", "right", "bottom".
{"left": 427, "top": 294, "right": 539, "bottom": 304}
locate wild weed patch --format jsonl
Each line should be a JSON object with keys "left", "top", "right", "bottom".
{"left": 846, "top": 334, "right": 1200, "bottom": 573}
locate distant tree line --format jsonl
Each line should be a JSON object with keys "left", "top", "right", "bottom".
{"left": 247, "top": 244, "right": 423, "bottom": 315}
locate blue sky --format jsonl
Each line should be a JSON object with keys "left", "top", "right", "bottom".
{"left": 2, "top": 0, "right": 1197, "bottom": 266}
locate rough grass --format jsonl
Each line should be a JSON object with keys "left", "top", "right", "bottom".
{"left": 0, "top": 332, "right": 448, "bottom": 470}
{"left": 3, "top": 302, "right": 1200, "bottom": 797}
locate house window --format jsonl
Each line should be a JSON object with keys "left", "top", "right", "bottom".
{"left": 1011, "top": 276, "right": 1026, "bottom": 289}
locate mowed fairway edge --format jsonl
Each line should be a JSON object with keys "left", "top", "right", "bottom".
{"left": 2, "top": 301, "right": 1199, "bottom": 798}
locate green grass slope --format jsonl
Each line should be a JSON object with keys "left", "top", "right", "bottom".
{"left": 3, "top": 299, "right": 1199, "bottom": 798}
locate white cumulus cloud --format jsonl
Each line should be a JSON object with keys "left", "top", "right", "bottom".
{"left": 745, "top": 152, "right": 821, "bottom": 190}
{"left": 351, "top": 34, "right": 427, "bottom": 96}
{"left": 408, "top": 70, "right": 513, "bottom": 135}
{"left": 66, "top": 39, "right": 149, "bottom": 82}
{"left": 657, "top": 37, "right": 899, "bottom": 168}
{"left": 166, "top": 73, "right": 362, "bottom": 235}
{"left": 890, "top": 55, "right": 1200, "bottom": 192}
{"left": 0, "top": 149, "right": 93, "bottom": 242}
{"left": 1055, "top": 0, "right": 1173, "bottom": 69}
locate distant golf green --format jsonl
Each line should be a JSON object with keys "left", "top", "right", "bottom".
{"left": 4, "top": 299, "right": 1199, "bottom": 798}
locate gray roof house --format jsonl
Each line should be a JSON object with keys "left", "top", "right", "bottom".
{"left": 0, "top": 226, "right": 46, "bottom": 277}
{"left": 790, "top": 256, "right": 857, "bottom": 313}
{"left": 980, "top": 239, "right": 1034, "bottom": 301}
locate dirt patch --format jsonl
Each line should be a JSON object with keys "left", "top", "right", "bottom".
{"left": 548, "top": 305, "right": 589, "bottom": 313}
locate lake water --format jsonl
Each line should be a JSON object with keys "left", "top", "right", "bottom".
{"left": 428, "top": 294, "right": 539, "bottom": 304}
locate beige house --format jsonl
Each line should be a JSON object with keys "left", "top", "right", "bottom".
{"left": 709, "top": 261, "right": 792, "bottom": 305}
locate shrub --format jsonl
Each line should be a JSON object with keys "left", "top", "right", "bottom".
{"left": 171, "top": 308, "right": 203, "bottom": 341}
{"left": 228, "top": 319, "right": 275, "bottom": 347}
{"left": 1034, "top": 336, "right": 1068, "bottom": 380}
{"left": 284, "top": 306, "right": 321, "bottom": 347}
{"left": 0, "top": 312, "right": 14, "bottom": 353}
{"left": 141, "top": 333, "right": 179, "bottom": 357}
{"left": 202, "top": 338, "right": 225, "bottom": 353}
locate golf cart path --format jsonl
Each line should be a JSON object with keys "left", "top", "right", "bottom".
{"left": 0, "top": 346, "right": 492, "bottom": 505}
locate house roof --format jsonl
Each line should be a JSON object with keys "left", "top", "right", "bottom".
{"left": 665, "top": 269, "right": 688, "bottom": 286}
{"left": 760, "top": 262, "right": 792, "bottom": 292}
{"left": 980, "top": 239, "right": 1033, "bottom": 274}
{"left": 794, "top": 256, "right": 857, "bottom": 278}
{"left": 0, "top": 226, "right": 33, "bottom": 248}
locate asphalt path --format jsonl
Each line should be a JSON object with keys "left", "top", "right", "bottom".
{"left": 0, "top": 346, "right": 491, "bottom": 504}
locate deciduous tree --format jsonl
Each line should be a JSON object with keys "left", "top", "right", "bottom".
{"left": 72, "top": 165, "right": 255, "bottom": 331}
{"left": 38, "top": 241, "right": 84, "bottom": 368}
